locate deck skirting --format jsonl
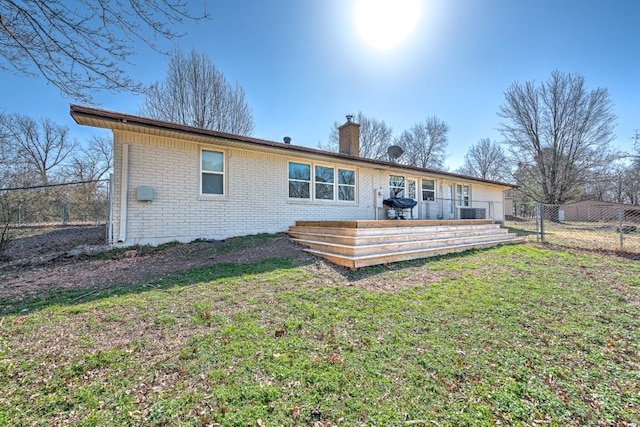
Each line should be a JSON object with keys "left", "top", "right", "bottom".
{"left": 288, "top": 219, "right": 521, "bottom": 269}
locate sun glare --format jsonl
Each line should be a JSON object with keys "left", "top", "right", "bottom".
{"left": 355, "top": 0, "right": 422, "bottom": 50}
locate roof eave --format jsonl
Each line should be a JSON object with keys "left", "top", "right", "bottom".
{"left": 70, "top": 104, "right": 516, "bottom": 189}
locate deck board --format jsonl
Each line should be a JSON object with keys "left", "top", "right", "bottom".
{"left": 288, "top": 220, "right": 520, "bottom": 269}
{"left": 295, "top": 219, "right": 493, "bottom": 229}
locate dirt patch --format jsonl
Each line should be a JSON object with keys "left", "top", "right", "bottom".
{"left": 0, "top": 226, "right": 313, "bottom": 309}
{"left": 2, "top": 226, "right": 638, "bottom": 314}
{"left": 0, "top": 225, "right": 450, "bottom": 312}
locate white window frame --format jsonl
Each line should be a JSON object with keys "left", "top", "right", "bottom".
{"left": 288, "top": 161, "right": 312, "bottom": 199}
{"left": 288, "top": 161, "right": 357, "bottom": 203}
{"left": 200, "top": 148, "right": 225, "bottom": 196}
{"left": 315, "top": 165, "right": 335, "bottom": 201}
{"left": 389, "top": 175, "right": 405, "bottom": 198}
{"left": 456, "top": 184, "right": 470, "bottom": 207}
{"left": 337, "top": 168, "right": 356, "bottom": 202}
{"left": 421, "top": 179, "right": 436, "bottom": 201}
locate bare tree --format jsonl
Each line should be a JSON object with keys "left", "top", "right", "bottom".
{"left": 0, "top": 114, "right": 76, "bottom": 186}
{"left": 66, "top": 135, "right": 112, "bottom": 183}
{"left": 623, "top": 162, "right": 640, "bottom": 205}
{"left": 321, "top": 111, "right": 394, "bottom": 160}
{"left": 60, "top": 135, "right": 112, "bottom": 221}
{"left": 499, "top": 70, "right": 617, "bottom": 205}
{"left": 610, "top": 163, "right": 631, "bottom": 204}
{"left": 396, "top": 116, "right": 449, "bottom": 169}
{"left": 140, "top": 48, "right": 255, "bottom": 135}
{"left": 0, "top": 0, "right": 208, "bottom": 102}
{"left": 457, "top": 138, "right": 511, "bottom": 182}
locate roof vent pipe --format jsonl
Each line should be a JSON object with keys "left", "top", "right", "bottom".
{"left": 283, "top": 136, "right": 291, "bottom": 144}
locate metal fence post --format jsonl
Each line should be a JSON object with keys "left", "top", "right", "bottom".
{"left": 619, "top": 208, "right": 624, "bottom": 250}
{"left": 539, "top": 204, "right": 545, "bottom": 243}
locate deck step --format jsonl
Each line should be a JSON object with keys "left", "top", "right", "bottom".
{"left": 302, "top": 238, "right": 522, "bottom": 269}
{"left": 291, "top": 233, "right": 517, "bottom": 257}
{"left": 288, "top": 220, "right": 521, "bottom": 269}
{"left": 289, "top": 227, "right": 508, "bottom": 246}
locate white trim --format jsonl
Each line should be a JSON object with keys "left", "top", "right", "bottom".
{"left": 314, "top": 164, "right": 335, "bottom": 201}
{"left": 421, "top": 178, "right": 436, "bottom": 202}
{"left": 456, "top": 183, "right": 470, "bottom": 207}
{"left": 108, "top": 173, "right": 113, "bottom": 244}
{"left": 200, "top": 148, "right": 226, "bottom": 197}
{"left": 337, "top": 168, "right": 356, "bottom": 202}
{"left": 287, "top": 160, "right": 357, "bottom": 203}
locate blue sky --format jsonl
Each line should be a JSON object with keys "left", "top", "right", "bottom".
{"left": 1, "top": 0, "right": 639, "bottom": 170}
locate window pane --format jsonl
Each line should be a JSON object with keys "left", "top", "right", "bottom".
{"left": 289, "top": 162, "right": 310, "bottom": 180}
{"left": 315, "top": 183, "right": 334, "bottom": 200}
{"left": 202, "top": 173, "right": 223, "bottom": 194}
{"left": 315, "top": 166, "right": 334, "bottom": 183}
{"left": 338, "top": 169, "right": 355, "bottom": 185}
{"left": 202, "top": 150, "right": 223, "bottom": 172}
{"left": 408, "top": 180, "right": 416, "bottom": 199}
{"left": 339, "top": 186, "right": 355, "bottom": 201}
{"left": 389, "top": 175, "right": 404, "bottom": 187}
{"left": 289, "top": 181, "right": 310, "bottom": 198}
{"left": 389, "top": 175, "right": 404, "bottom": 198}
{"left": 422, "top": 179, "right": 435, "bottom": 201}
{"left": 390, "top": 188, "right": 404, "bottom": 198}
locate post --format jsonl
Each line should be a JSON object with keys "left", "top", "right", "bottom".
{"left": 539, "top": 204, "right": 545, "bottom": 243}
{"left": 535, "top": 204, "right": 540, "bottom": 242}
{"left": 619, "top": 208, "right": 624, "bottom": 250}
{"left": 62, "top": 201, "right": 69, "bottom": 225}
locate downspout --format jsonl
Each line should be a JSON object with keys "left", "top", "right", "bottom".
{"left": 107, "top": 173, "right": 113, "bottom": 244}
{"left": 118, "top": 144, "right": 129, "bottom": 243}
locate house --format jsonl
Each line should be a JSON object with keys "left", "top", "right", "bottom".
{"left": 70, "top": 105, "right": 515, "bottom": 248}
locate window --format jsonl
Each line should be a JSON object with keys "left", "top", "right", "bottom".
{"left": 315, "top": 166, "right": 334, "bottom": 200}
{"left": 422, "top": 179, "right": 435, "bottom": 201}
{"left": 201, "top": 150, "right": 224, "bottom": 195}
{"left": 456, "top": 184, "right": 470, "bottom": 207}
{"left": 408, "top": 179, "right": 416, "bottom": 200}
{"left": 389, "top": 175, "right": 405, "bottom": 198}
{"left": 338, "top": 169, "right": 355, "bottom": 201}
{"left": 289, "top": 162, "right": 311, "bottom": 199}
{"left": 289, "top": 162, "right": 356, "bottom": 202}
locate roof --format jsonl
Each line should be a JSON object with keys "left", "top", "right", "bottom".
{"left": 70, "top": 104, "right": 515, "bottom": 189}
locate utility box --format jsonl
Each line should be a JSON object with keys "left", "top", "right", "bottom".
{"left": 375, "top": 188, "right": 384, "bottom": 208}
{"left": 136, "top": 186, "right": 155, "bottom": 202}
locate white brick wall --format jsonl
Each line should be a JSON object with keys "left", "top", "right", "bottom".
{"left": 111, "top": 130, "right": 508, "bottom": 246}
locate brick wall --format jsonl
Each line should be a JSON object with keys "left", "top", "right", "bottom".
{"left": 110, "top": 131, "right": 508, "bottom": 246}
{"left": 112, "top": 131, "right": 378, "bottom": 245}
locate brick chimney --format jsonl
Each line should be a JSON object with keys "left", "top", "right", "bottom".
{"left": 338, "top": 115, "right": 360, "bottom": 156}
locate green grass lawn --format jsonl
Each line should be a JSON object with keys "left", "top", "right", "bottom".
{"left": 1, "top": 243, "right": 639, "bottom": 426}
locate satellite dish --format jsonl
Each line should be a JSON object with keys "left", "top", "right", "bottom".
{"left": 387, "top": 145, "right": 404, "bottom": 163}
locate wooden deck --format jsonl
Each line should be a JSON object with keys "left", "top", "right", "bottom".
{"left": 288, "top": 219, "right": 521, "bottom": 269}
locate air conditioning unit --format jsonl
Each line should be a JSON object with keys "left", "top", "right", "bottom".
{"left": 459, "top": 207, "right": 486, "bottom": 219}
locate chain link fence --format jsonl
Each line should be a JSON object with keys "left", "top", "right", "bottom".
{"left": 505, "top": 203, "right": 640, "bottom": 254}
{"left": 0, "top": 180, "right": 110, "bottom": 254}
{"left": 1, "top": 182, "right": 109, "bottom": 226}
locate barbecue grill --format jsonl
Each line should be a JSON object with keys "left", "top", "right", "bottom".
{"left": 383, "top": 197, "right": 417, "bottom": 219}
